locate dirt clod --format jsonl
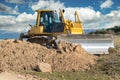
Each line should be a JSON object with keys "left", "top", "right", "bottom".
{"left": 108, "top": 47, "right": 117, "bottom": 53}
{"left": 36, "top": 62, "right": 52, "bottom": 72}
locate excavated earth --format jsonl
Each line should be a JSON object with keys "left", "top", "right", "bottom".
{"left": 0, "top": 39, "right": 97, "bottom": 72}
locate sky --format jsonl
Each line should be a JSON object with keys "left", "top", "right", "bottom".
{"left": 0, "top": 0, "right": 120, "bottom": 39}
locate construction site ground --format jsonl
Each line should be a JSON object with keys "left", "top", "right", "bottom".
{"left": 0, "top": 36, "right": 120, "bottom": 80}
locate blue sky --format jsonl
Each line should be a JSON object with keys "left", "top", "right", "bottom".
{"left": 0, "top": 0, "right": 120, "bottom": 39}
{"left": 0, "top": 0, "right": 119, "bottom": 14}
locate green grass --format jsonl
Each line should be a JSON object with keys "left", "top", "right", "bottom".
{"left": 21, "top": 70, "right": 111, "bottom": 80}
{"left": 20, "top": 35, "right": 120, "bottom": 80}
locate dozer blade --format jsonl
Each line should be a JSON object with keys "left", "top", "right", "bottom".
{"left": 56, "top": 34, "right": 114, "bottom": 54}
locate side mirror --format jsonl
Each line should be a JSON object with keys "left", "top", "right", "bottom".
{"left": 62, "top": 9, "right": 65, "bottom": 13}
{"left": 29, "top": 24, "right": 32, "bottom": 28}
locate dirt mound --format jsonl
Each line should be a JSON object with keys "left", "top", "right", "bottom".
{"left": 0, "top": 71, "right": 46, "bottom": 80}
{"left": 0, "top": 39, "right": 96, "bottom": 72}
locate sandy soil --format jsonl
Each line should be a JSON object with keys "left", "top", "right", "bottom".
{"left": 0, "top": 71, "right": 45, "bottom": 80}
{"left": 0, "top": 39, "right": 96, "bottom": 72}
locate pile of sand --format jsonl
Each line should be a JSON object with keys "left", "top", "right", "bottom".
{"left": 0, "top": 39, "right": 96, "bottom": 72}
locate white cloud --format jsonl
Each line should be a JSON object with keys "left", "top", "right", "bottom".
{"left": 0, "top": 15, "right": 16, "bottom": 25}
{"left": 6, "top": 0, "right": 25, "bottom": 4}
{"left": 103, "top": 10, "right": 120, "bottom": 28}
{"left": 16, "top": 12, "right": 37, "bottom": 22}
{"left": 65, "top": 7, "right": 101, "bottom": 22}
{"left": 118, "top": 6, "right": 120, "bottom": 10}
{"left": 31, "top": 0, "right": 65, "bottom": 10}
{"left": 0, "top": 12, "right": 37, "bottom": 33}
{"left": 100, "top": 0, "right": 113, "bottom": 9}
{"left": 0, "top": 3, "right": 19, "bottom": 14}
{"left": 14, "top": 5, "right": 19, "bottom": 11}
{"left": 0, "top": 23, "right": 30, "bottom": 33}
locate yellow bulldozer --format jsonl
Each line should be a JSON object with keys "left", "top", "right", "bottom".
{"left": 20, "top": 9, "right": 114, "bottom": 54}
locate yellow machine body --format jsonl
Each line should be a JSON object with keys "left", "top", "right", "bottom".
{"left": 28, "top": 9, "right": 83, "bottom": 36}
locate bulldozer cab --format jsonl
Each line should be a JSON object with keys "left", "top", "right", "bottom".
{"left": 37, "top": 10, "right": 64, "bottom": 33}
